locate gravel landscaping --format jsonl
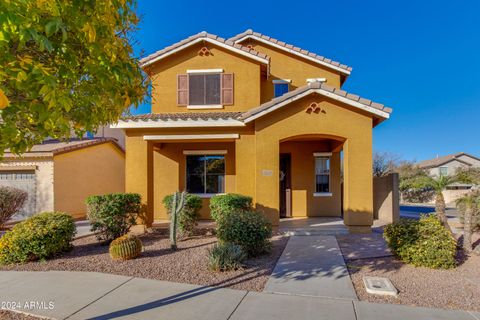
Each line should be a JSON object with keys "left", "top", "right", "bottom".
{"left": 341, "top": 231, "right": 480, "bottom": 311}
{"left": 0, "top": 232, "right": 288, "bottom": 292}
{"left": 0, "top": 310, "right": 43, "bottom": 320}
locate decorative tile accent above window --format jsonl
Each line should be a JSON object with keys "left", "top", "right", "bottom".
{"left": 198, "top": 46, "right": 212, "bottom": 56}
{"left": 306, "top": 102, "right": 325, "bottom": 114}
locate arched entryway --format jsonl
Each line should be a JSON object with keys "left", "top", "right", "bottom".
{"left": 279, "top": 134, "right": 346, "bottom": 218}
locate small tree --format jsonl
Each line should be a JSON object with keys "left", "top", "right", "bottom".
{"left": 0, "top": 186, "right": 28, "bottom": 227}
{"left": 417, "top": 175, "right": 456, "bottom": 233}
{"left": 456, "top": 191, "right": 480, "bottom": 254}
{"left": 373, "top": 152, "right": 400, "bottom": 177}
{"left": 0, "top": 0, "right": 148, "bottom": 155}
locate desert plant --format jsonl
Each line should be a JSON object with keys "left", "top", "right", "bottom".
{"left": 163, "top": 193, "right": 202, "bottom": 237}
{"left": 86, "top": 193, "right": 141, "bottom": 241}
{"left": 0, "top": 186, "right": 28, "bottom": 228}
{"left": 456, "top": 191, "right": 480, "bottom": 253}
{"left": 384, "top": 215, "right": 457, "bottom": 269}
{"left": 216, "top": 210, "right": 272, "bottom": 257}
{"left": 109, "top": 234, "right": 143, "bottom": 260}
{"left": 209, "top": 193, "right": 252, "bottom": 221}
{"left": 169, "top": 191, "right": 186, "bottom": 250}
{"left": 415, "top": 175, "right": 456, "bottom": 233}
{"left": 0, "top": 212, "right": 76, "bottom": 264}
{"left": 208, "top": 242, "right": 246, "bottom": 271}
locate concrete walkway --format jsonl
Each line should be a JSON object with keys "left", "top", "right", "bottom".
{"left": 264, "top": 235, "right": 357, "bottom": 299}
{"left": 0, "top": 271, "right": 478, "bottom": 320}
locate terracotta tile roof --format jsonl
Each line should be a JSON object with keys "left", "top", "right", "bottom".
{"left": 123, "top": 112, "right": 243, "bottom": 122}
{"left": 417, "top": 152, "right": 476, "bottom": 169}
{"left": 3, "top": 138, "right": 122, "bottom": 158}
{"left": 228, "top": 29, "right": 352, "bottom": 75}
{"left": 140, "top": 31, "right": 270, "bottom": 67}
{"left": 240, "top": 81, "right": 392, "bottom": 121}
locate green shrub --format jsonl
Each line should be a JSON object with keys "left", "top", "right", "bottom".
{"left": 216, "top": 210, "right": 272, "bottom": 257}
{"left": 0, "top": 186, "right": 28, "bottom": 227}
{"left": 163, "top": 193, "right": 202, "bottom": 237}
{"left": 0, "top": 212, "right": 76, "bottom": 264}
{"left": 384, "top": 215, "right": 457, "bottom": 269}
{"left": 208, "top": 242, "right": 246, "bottom": 271}
{"left": 86, "top": 193, "right": 141, "bottom": 241}
{"left": 209, "top": 193, "right": 252, "bottom": 221}
{"left": 109, "top": 234, "right": 143, "bottom": 260}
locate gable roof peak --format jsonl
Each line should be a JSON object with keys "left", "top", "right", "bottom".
{"left": 140, "top": 31, "right": 270, "bottom": 68}
{"left": 228, "top": 29, "right": 352, "bottom": 75}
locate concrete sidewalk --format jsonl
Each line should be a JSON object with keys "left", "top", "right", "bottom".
{"left": 0, "top": 271, "right": 478, "bottom": 320}
{"left": 264, "top": 235, "right": 357, "bottom": 299}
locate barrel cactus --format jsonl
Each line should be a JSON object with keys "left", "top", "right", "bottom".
{"left": 109, "top": 234, "right": 143, "bottom": 260}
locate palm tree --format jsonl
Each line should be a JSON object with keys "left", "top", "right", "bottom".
{"left": 456, "top": 191, "right": 480, "bottom": 253}
{"left": 420, "top": 174, "right": 456, "bottom": 233}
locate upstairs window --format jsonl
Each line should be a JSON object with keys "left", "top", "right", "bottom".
{"left": 189, "top": 74, "right": 221, "bottom": 105}
{"left": 177, "top": 71, "right": 233, "bottom": 108}
{"left": 314, "top": 154, "right": 331, "bottom": 194}
{"left": 273, "top": 79, "right": 291, "bottom": 98}
{"left": 439, "top": 166, "right": 448, "bottom": 176}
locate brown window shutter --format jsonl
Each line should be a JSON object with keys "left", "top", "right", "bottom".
{"left": 221, "top": 73, "right": 234, "bottom": 105}
{"left": 177, "top": 74, "right": 188, "bottom": 106}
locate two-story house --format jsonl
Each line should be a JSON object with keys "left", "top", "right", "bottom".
{"left": 113, "top": 30, "right": 393, "bottom": 232}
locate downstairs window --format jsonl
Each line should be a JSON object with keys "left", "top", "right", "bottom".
{"left": 186, "top": 155, "right": 225, "bottom": 194}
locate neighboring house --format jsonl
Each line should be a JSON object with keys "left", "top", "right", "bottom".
{"left": 0, "top": 138, "right": 125, "bottom": 220}
{"left": 417, "top": 152, "right": 480, "bottom": 204}
{"left": 113, "top": 30, "right": 393, "bottom": 232}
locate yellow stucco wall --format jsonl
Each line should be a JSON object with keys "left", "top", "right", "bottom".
{"left": 152, "top": 141, "right": 236, "bottom": 220}
{"left": 53, "top": 143, "right": 125, "bottom": 219}
{"left": 238, "top": 39, "right": 343, "bottom": 103}
{"left": 147, "top": 42, "right": 262, "bottom": 113}
{"left": 253, "top": 93, "right": 373, "bottom": 228}
{"left": 279, "top": 141, "right": 342, "bottom": 217}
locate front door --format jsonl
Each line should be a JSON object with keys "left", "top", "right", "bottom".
{"left": 279, "top": 153, "right": 291, "bottom": 218}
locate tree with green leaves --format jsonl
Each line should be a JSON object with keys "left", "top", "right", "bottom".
{"left": 456, "top": 191, "right": 480, "bottom": 254}
{"left": 0, "top": 0, "right": 147, "bottom": 155}
{"left": 417, "top": 174, "right": 456, "bottom": 233}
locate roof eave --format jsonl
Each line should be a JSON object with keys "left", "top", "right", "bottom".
{"left": 232, "top": 34, "right": 352, "bottom": 76}
{"left": 140, "top": 36, "right": 270, "bottom": 69}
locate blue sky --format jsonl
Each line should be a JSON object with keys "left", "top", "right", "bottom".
{"left": 131, "top": 0, "right": 480, "bottom": 162}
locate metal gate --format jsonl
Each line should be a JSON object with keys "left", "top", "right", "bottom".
{"left": 0, "top": 170, "right": 36, "bottom": 219}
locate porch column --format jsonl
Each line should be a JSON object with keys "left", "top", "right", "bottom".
{"left": 343, "top": 136, "right": 373, "bottom": 233}
{"left": 125, "top": 135, "right": 154, "bottom": 226}
{"left": 235, "top": 133, "right": 256, "bottom": 202}
{"left": 255, "top": 134, "right": 280, "bottom": 226}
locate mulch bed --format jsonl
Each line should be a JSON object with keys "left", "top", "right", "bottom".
{"left": 339, "top": 231, "right": 480, "bottom": 311}
{"left": 0, "top": 232, "right": 288, "bottom": 292}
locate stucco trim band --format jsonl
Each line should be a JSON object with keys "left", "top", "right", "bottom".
{"left": 183, "top": 150, "right": 228, "bottom": 155}
{"left": 143, "top": 134, "right": 240, "bottom": 141}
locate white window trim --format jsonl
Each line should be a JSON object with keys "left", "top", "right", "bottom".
{"left": 313, "top": 192, "right": 333, "bottom": 197}
{"left": 187, "top": 105, "right": 223, "bottom": 110}
{"left": 193, "top": 193, "right": 225, "bottom": 199}
{"left": 272, "top": 79, "right": 291, "bottom": 84}
{"left": 313, "top": 152, "right": 332, "bottom": 157}
{"left": 183, "top": 150, "right": 227, "bottom": 155}
{"left": 187, "top": 69, "right": 223, "bottom": 74}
